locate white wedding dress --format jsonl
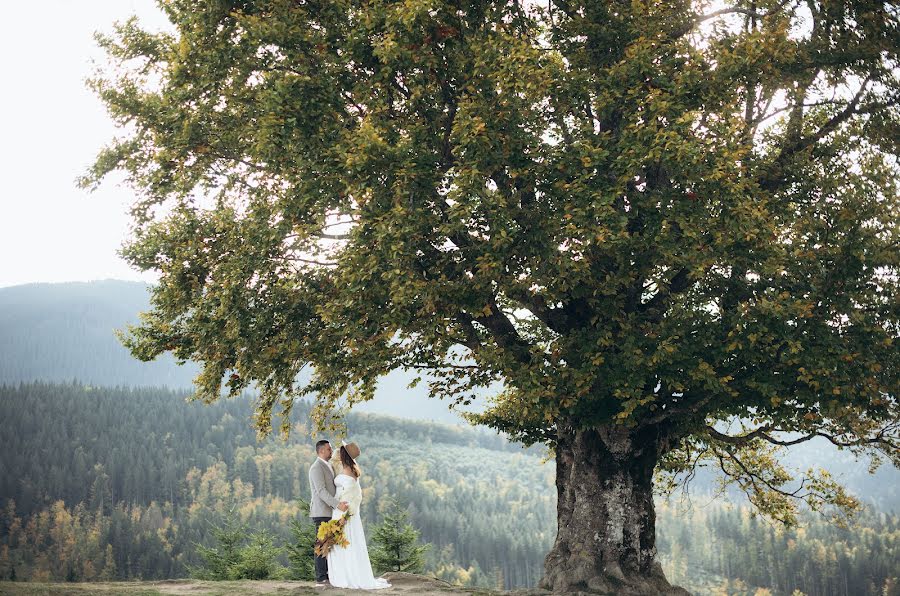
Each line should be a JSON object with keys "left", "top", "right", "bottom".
{"left": 326, "top": 473, "right": 392, "bottom": 590}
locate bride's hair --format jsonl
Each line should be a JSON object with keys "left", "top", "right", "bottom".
{"left": 340, "top": 445, "right": 362, "bottom": 478}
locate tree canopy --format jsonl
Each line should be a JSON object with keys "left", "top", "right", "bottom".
{"left": 81, "top": 0, "right": 899, "bottom": 527}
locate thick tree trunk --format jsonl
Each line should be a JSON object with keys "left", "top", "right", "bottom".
{"left": 538, "top": 421, "right": 690, "bottom": 595}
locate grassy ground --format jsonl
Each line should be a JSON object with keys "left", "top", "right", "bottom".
{"left": 0, "top": 573, "right": 513, "bottom": 596}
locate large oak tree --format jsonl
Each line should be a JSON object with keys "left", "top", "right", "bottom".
{"left": 81, "top": 0, "right": 899, "bottom": 593}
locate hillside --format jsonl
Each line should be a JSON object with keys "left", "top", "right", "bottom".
{"left": 0, "top": 280, "right": 199, "bottom": 389}
{"left": 0, "top": 279, "right": 494, "bottom": 423}
{"left": 0, "top": 279, "right": 897, "bottom": 511}
{"left": 0, "top": 281, "right": 897, "bottom": 594}
{"left": 0, "top": 382, "right": 897, "bottom": 595}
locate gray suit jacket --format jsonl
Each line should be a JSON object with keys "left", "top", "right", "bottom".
{"left": 308, "top": 458, "right": 339, "bottom": 518}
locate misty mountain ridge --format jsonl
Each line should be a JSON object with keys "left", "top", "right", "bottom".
{"left": 0, "top": 279, "right": 896, "bottom": 510}
{"left": 0, "top": 279, "right": 491, "bottom": 424}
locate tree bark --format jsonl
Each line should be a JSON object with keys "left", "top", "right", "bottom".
{"left": 538, "top": 421, "right": 690, "bottom": 595}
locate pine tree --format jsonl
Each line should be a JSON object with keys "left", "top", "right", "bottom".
{"left": 227, "top": 530, "right": 287, "bottom": 580}
{"left": 369, "top": 500, "right": 430, "bottom": 574}
{"left": 493, "top": 565, "right": 505, "bottom": 591}
{"left": 186, "top": 511, "right": 247, "bottom": 580}
{"left": 285, "top": 498, "right": 317, "bottom": 581}
{"left": 100, "top": 544, "right": 117, "bottom": 581}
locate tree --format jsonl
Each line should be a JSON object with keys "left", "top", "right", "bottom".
{"left": 88, "top": 464, "right": 111, "bottom": 516}
{"left": 285, "top": 498, "right": 317, "bottom": 581}
{"left": 187, "top": 512, "right": 247, "bottom": 580}
{"left": 227, "top": 530, "right": 288, "bottom": 580}
{"left": 81, "top": 0, "right": 899, "bottom": 593}
{"left": 187, "top": 511, "right": 287, "bottom": 580}
{"left": 369, "top": 499, "right": 430, "bottom": 574}
{"left": 101, "top": 544, "right": 117, "bottom": 581}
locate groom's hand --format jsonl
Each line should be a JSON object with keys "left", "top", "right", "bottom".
{"left": 338, "top": 501, "right": 349, "bottom": 511}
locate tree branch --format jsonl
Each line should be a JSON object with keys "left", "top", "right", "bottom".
{"left": 705, "top": 423, "right": 899, "bottom": 450}
{"left": 758, "top": 75, "right": 883, "bottom": 192}
{"left": 454, "top": 312, "right": 484, "bottom": 353}
{"left": 669, "top": 0, "right": 795, "bottom": 39}
{"left": 470, "top": 297, "right": 536, "bottom": 366}
{"left": 713, "top": 444, "right": 809, "bottom": 500}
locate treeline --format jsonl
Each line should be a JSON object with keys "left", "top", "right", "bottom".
{"left": 3, "top": 489, "right": 897, "bottom": 594}
{"left": 0, "top": 382, "right": 536, "bottom": 520}
{"left": 656, "top": 501, "right": 899, "bottom": 596}
{"left": 0, "top": 382, "right": 549, "bottom": 588}
{"left": 0, "top": 382, "right": 897, "bottom": 593}
{"left": 0, "top": 444, "right": 548, "bottom": 588}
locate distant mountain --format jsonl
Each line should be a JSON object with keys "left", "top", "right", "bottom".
{"left": 0, "top": 280, "right": 896, "bottom": 509}
{"left": 0, "top": 279, "right": 493, "bottom": 423}
{"left": 0, "top": 280, "right": 201, "bottom": 388}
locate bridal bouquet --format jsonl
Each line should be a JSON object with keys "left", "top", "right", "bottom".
{"left": 314, "top": 511, "right": 352, "bottom": 557}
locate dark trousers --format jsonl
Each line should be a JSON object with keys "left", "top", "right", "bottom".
{"left": 312, "top": 517, "right": 331, "bottom": 581}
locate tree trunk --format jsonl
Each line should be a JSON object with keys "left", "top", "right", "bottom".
{"left": 538, "top": 421, "right": 690, "bottom": 595}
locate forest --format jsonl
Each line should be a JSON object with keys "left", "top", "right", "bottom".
{"left": 0, "top": 382, "right": 897, "bottom": 595}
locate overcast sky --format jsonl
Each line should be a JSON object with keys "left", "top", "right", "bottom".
{"left": 0, "top": 0, "right": 171, "bottom": 288}
{"left": 0, "top": 1, "right": 824, "bottom": 291}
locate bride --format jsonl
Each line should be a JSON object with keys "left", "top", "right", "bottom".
{"left": 327, "top": 441, "right": 391, "bottom": 590}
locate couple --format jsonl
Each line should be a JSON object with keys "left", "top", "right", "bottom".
{"left": 308, "top": 439, "right": 392, "bottom": 590}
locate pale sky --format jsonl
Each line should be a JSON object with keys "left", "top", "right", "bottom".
{"left": 0, "top": 0, "right": 171, "bottom": 288}
{"left": 0, "top": 1, "right": 832, "bottom": 290}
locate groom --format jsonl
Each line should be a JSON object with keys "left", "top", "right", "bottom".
{"left": 308, "top": 439, "right": 349, "bottom": 587}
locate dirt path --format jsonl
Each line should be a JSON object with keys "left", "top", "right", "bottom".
{"left": 0, "top": 572, "right": 547, "bottom": 596}
{"left": 150, "top": 572, "right": 493, "bottom": 595}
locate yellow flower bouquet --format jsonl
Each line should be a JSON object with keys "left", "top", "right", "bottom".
{"left": 314, "top": 511, "right": 352, "bottom": 557}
